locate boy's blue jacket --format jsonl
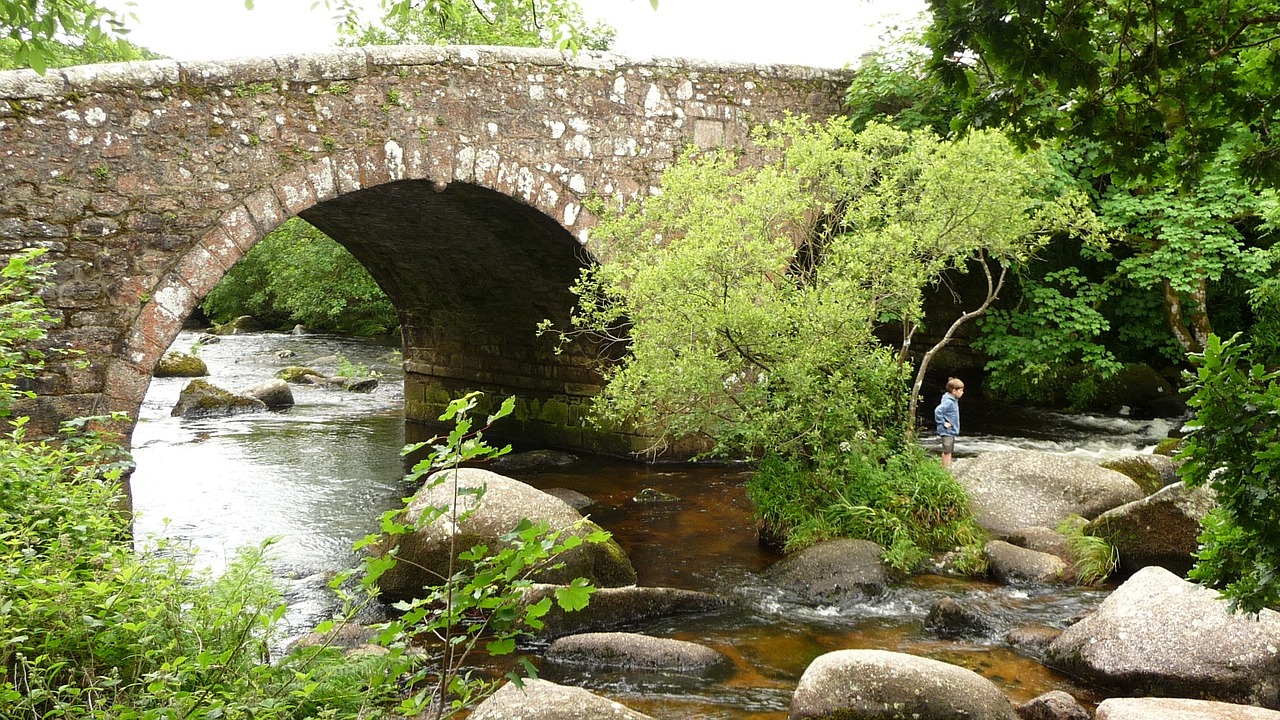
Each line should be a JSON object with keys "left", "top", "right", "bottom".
{"left": 935, "top": 393, "right": 960, "bottom": 436}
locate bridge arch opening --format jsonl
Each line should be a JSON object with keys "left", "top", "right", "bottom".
{"left": 109, "top": 175, "right": 640, "bottom": 456}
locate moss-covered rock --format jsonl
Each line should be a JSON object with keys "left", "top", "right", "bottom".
{"left": 275, "top": 366, "right": 325, "bottom": 384}
{"left": 153, "top": 351, "right": 208, "bottom": 378}
{"left": 213, "top": 315, "right": 263, "bottom": 335}
{"left": 1101, "top": 454, "right": 1179, "bottom": 495}
{"left": 171, "top": 379, "right": 266, "bottom": 418}
{"left": 1093, "top": 363, "right": 1176, "bottom": 415}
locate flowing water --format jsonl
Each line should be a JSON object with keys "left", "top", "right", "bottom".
{"left": 131, "top": 330, "right": 1178, "bottom": 719}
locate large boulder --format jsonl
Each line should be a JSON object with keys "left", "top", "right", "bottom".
{"left": 153, "top": 351, "right": 208, "bottom": 378}
{"left": 469, "top": 678, "right": 654, "bottom": 720}
{"left": 374, "top": 468, "right": 636, "bottom": 603}
{"left": 763, "top": 539, "right": 889, "bottom": 607}
{"left": 951, "top": 451, "right": 1144, "bottom": 536}
{"left": 1095, "top": 698, "right": 1280, "bottom": 719}
{"left": 789, "top": 649, "right": 1019, "bottom": 720}
{"left": 985, "top": 540, "right": 1068, "bottom": 585}
{"left": 1045, "top": 566, "right": 1280, "bottom": 708}
{"left": 213, "top": 315, "right": 262, "bottom": 335}
{"left": 1085, "top": 482, "right": 1216, "bottom": 576}
{"left": 170, "top": 379, "right": 266, "bottom": 418}
{"left": 1093, "top": 363, "right": 1178, "bottom": 416}
{"left": 241, "top": 378, "right": 294, "bottom": 410}
{"left": 546, "top": 632, "right": 729, "bottom": 673}
{"left": 521, "top": 584, "right": 730, "bottom": 640}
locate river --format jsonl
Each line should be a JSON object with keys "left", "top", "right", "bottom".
{"left": 130, "top": 330, "right": 1178, "bottom": 719}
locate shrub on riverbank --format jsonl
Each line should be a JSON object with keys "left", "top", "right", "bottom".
{"left": 748, "top": 445, "right": 984, "bottom": 572}
{"left": 2, "top": 250, "right": 403, "bottom": 717}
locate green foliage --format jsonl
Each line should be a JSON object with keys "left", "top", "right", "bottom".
{"left": 0, "top": 250, "right": 57, "bottom": 417}
{"left": 202, "top": 218, "right": 398, "bottom": 336}
{"left": 334, "top": 0, "right": 615, "bottom": 50}
{"left": 0, "top": 253, "right": 402, "bottom": 718}
{"left": 348, "top": 392, "right": 603, "bottom": 717}
{"left": 1181, "top": 334, "right": 1280, "bottom": 613}
{"left": 1101, "top": 162, "right": 1274, "bottom": 300}
{"left": 0, "top": 0, "right": 146, "bottom": 73}
{"left": 564, "top": 117, "right": 1093, "bottom": 458}
{"left": 748, "top": 445, "right": 984, "bottom": 572}
{"left": 925, "top": 0, "right": 1280, "bottom": 187}
{"left": 555, "top": 116, "right": 1088, "bottom": 559}
{"left": 844, "top": 27, "right": 963, "bottom": 135}
{"left": 975, "top": 267, "right": 1121, "bottom": 408}
{"left": 1057, "top": 517, "right": 1118, "bottom": 585}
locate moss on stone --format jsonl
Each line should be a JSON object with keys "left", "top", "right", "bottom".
{"left": 1154, "top": 437, "right": 1184, "bottom": 457}
{"left": 537, "top": 399, "right": 570, "bottom": 426}
{"left": 276, "top": 366, "right": 323, "bottom": 383}
{"left": 1101, "top": 456, "right": 1165, "bottom": 495}
{"left": 153, "top": 351, "right": 208, "bottom": 378}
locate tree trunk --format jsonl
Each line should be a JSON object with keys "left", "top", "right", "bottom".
{"left": 1163, "top": 277, "right": 1211, "bottom": 354}
{"left": 905, "top": 258, "right": 1007, "bottom": 437}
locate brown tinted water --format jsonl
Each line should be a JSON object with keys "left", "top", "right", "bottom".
{"left": 497, "top": 458, "right": 1108, "bottom": 718}
{"left": 132, "top": 331, "right": 1133, "bottom": 719}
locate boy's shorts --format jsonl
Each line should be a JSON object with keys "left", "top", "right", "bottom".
{"left": 939, "top": 435, "right": 955, "bottom": 454}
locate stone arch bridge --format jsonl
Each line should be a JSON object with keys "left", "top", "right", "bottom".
{"left": 0, "top": 46, "right": 849, "bottom": 456}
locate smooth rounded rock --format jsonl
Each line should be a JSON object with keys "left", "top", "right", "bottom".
{"left": 522, "top": 583, "right": 730, "bottom": 640}
{"left": 764, "top": 539, "right": 889, "bottom": 607}
{"left": 170, "top": 379, "right": 266, "bottom": 418}
{"left": 1046, "top": 566, "right": 1280, "bottom": 707}
{"left": 547, "top": 631, "right": 728, "bottom": 672}
{"left": 1095, "top": 697, "right": 1280, "bottom": 720}
{"left": 1015, "top": 690, "right": 1089, "bottom": 720}
{"left": 925, "top": 596, "right": 998, "bottom": 638}
{"left": 469, "top": 678, "right": 655, "bottom": 720}
{"left": 986, "top": 540, "right": 1067, "bottom": 585}
{"left": 789, "top": 649, "right": 1019, "bottom": 720}
{"left": 241, "top": 378, "right": 294, "bottom": 409}
{"left": 952, "top": 450, "right": 1144, "bottom": 535}
{"left": 374, "top": 468, "right": 636, "bottom": 603}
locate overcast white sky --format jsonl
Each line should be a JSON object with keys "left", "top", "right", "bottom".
{"left": 103, "top": 0, "right": 928, "bottom": 69}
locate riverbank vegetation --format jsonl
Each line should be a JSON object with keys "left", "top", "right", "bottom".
{"left": 2, "top": 251, "right": 597, "bottom": 716}
{"left": 551, "top": 117, "right": 1099, "bottom": 566}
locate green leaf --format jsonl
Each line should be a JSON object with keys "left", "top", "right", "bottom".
{"left": 553, "top": 579, "right": 596, "bottom": 612}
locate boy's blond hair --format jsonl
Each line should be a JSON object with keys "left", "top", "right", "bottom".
{"left": 946, "top": 377, "right": 965, "bottom": 392}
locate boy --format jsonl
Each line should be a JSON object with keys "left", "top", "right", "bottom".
{"left": 934, "top": 377, "right": 964, "bottom": 468}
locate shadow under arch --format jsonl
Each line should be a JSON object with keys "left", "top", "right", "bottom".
{"left": 298, "top": 178, "right": 638, "bottom": 454}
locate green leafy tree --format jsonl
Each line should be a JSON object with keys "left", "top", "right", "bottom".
{"left": 924, "top": 0, "right": 1280, "bottom": 355}
{"left": 0, "top": 0, "right": 134, "bottom": 73}
{"left": 1181, "top": 334, "right": 1280, "bottom": 613}
{"left": 556, "top": 117, "right": 1092, "bottom": 563}
{"left": 339, "top": 0, "right": 614, "bottom": 49}
{"left": 924, "top": 0, "right": 1280, "bottom": 187}
{"left": 202, "top": 218, "right": 399, "bottom": 336}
